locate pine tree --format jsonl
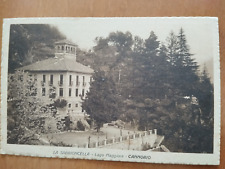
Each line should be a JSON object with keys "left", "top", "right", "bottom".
{"left": 82, "top": 70, "right": 120, "bottom": 132}
{"left": 166, "top": 31, "right": 179, "bottom": 66}
{"left": 166, "top": 29, "right": 199, "bottom": 96}
{"left": 133, "top": 36, "right": 144, "bottom": 54}
{"left": 144, "top": 31, "right": 160, "bottom": 56}
{"left": 177, "top": 28, "right": 199, "bottom": 96}
{"left": 132, "top": 31, "right": 161, "bottom": 100}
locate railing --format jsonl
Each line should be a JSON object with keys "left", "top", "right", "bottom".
{"left": 55, "top": 129, "right": 159, "bottom": 149}
{"left": 84, "top": 129, "right": 158, "bottom": 149}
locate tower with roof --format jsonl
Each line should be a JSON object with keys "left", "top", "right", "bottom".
{"left": 19, "top": 40, "right": 94, "bottom": 119}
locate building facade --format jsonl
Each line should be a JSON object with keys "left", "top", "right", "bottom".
{"left": 20, "top": 40, "right": 94, "bottom": 119}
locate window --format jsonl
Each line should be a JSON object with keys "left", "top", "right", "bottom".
{"left": 69, "top": 75, "right": 72, "bottom": 85}
{"left": 59, "top": 88, "right": 63, "bottom": 96}
{"left": 59, "top": 74, "right": 63, "bottom": 85}
{"left": 43, "top": 75, "right": 46, "bottom": 83}
{"left": 76, "top": 75, "right": 79, "bottom": 86}
{"left": 50, "top": 75, "right": 53, "bottom": 85}
{"left": 83, "top": 76, "right": 85, "bottom": 86}
{"left": 69, "top": 88, "right": 72, "bottom": 97}
{"left": 82, "top": 89, "right": 85, "bottom": 97}
{"left": 42, "top": 88, "right": 46, "bottom": 96}
{"left": 76, "top": 88, "right": 78, "bottom": 97}
{"left": 75, "top": 103, "right": 78, "bottom": 107}
{"left": 62, "top": 46, "right": 64, "bottom": 50}
{"left": 68, "top": 103, "right": 71, "bottom": 108}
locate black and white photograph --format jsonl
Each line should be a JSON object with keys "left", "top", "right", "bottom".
{"left": 0, "top": 17, "right": 220, "bottom": 165}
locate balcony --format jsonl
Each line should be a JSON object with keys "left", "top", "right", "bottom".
{"left": 76, "top": 82, "right": 80, "bottom": 87}
{"left": 69, "top": 81, "right": 73, "bottom": 86}
{"left": 58, "top": 81, "right": 63, "bottom": 86}
{"left": 48, "top": 81, "right": 53, "bottom": 86}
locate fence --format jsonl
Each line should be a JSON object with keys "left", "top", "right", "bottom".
{"left": 79, "top": 129, "right": 158, "bottom": 148}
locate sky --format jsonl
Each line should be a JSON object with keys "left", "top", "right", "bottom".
{"left": 51, "top": 17, "right": 218, "bottom": 77}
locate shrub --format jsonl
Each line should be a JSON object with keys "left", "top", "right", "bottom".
{"left": 77, "top": 120, "right": 85, "bottom": 131}
{"left": 53, "top": 99, "right": 67, "bottom": 108}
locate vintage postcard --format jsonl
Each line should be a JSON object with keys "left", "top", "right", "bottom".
{"left": 0, "top": 17, "right": 220, "bottom": 165}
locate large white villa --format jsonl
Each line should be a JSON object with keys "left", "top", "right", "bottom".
{"left": 19, "top": 40, "right": 94, "bottom": 119}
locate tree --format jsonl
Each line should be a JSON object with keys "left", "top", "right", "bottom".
{"left": 166, "top": 29, "right": 199, "bottom": 96}
{"left": 176, "top": 28, "right": 199, "bottom": 95}
{"left": 63, "top": 116, "right": 72, "bottom": 131}
{"left": 8, "top": 24, "right": 65, "bottom": 73}
{"left": 91, "top": 31, "right": 135, "bottom": 100}
{"left": 132, "top": 31, "right": 163, "bottom": 100}
{"left": 83, "top": 29, "right": 214, "bottom": 153}
{"left": 166, "top": 31, "right": 179, "bottom": 66}
{"left": 133, "top": 36, "right": 144, "bottom": 54}
{"left": 77, "top": 120, "right": 85, "bottom": 131}
{"left": 7, "top": 71, "right": 53, "bottom": 144}
{"left": 132, "top": 29, "right": 213, "bottom": 153}
{"left": 159, "top": 29, "right": 211, "bottom": 152}
{"left": 144, "top": 31, "right": 160, "bottom": 56}
{"left": 82, "top": 70, "right": 120, "bottom": 132}
{"left": 191, "top": 66, "right": 214, "bottom": 153}
{"left": 107, "top": 31, "right": 133, "bottom": 69}
{"left": 53, "top": 99, "right": 68, "bottom": 108}
{"left": 108, "top": 31, "right": 133, "bottom": 54}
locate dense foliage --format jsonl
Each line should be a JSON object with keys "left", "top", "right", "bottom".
{"left": 82, "top": 29, "right": 214, "bottom": 153}
{"left": 7, "top": 24, "right": 65, "bottom": 143}
{"left": 82, "top": 70, "right": 121, "bottom": 131}
{"left": 8, "top": 24, "right": 65, "bottom": 73}
{"left": 7, "top": 71, "right": 54, "bottom": 144}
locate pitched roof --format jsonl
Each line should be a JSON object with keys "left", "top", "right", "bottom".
{"left": 18, "top": 57, "right": 94, "bottom": 74}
